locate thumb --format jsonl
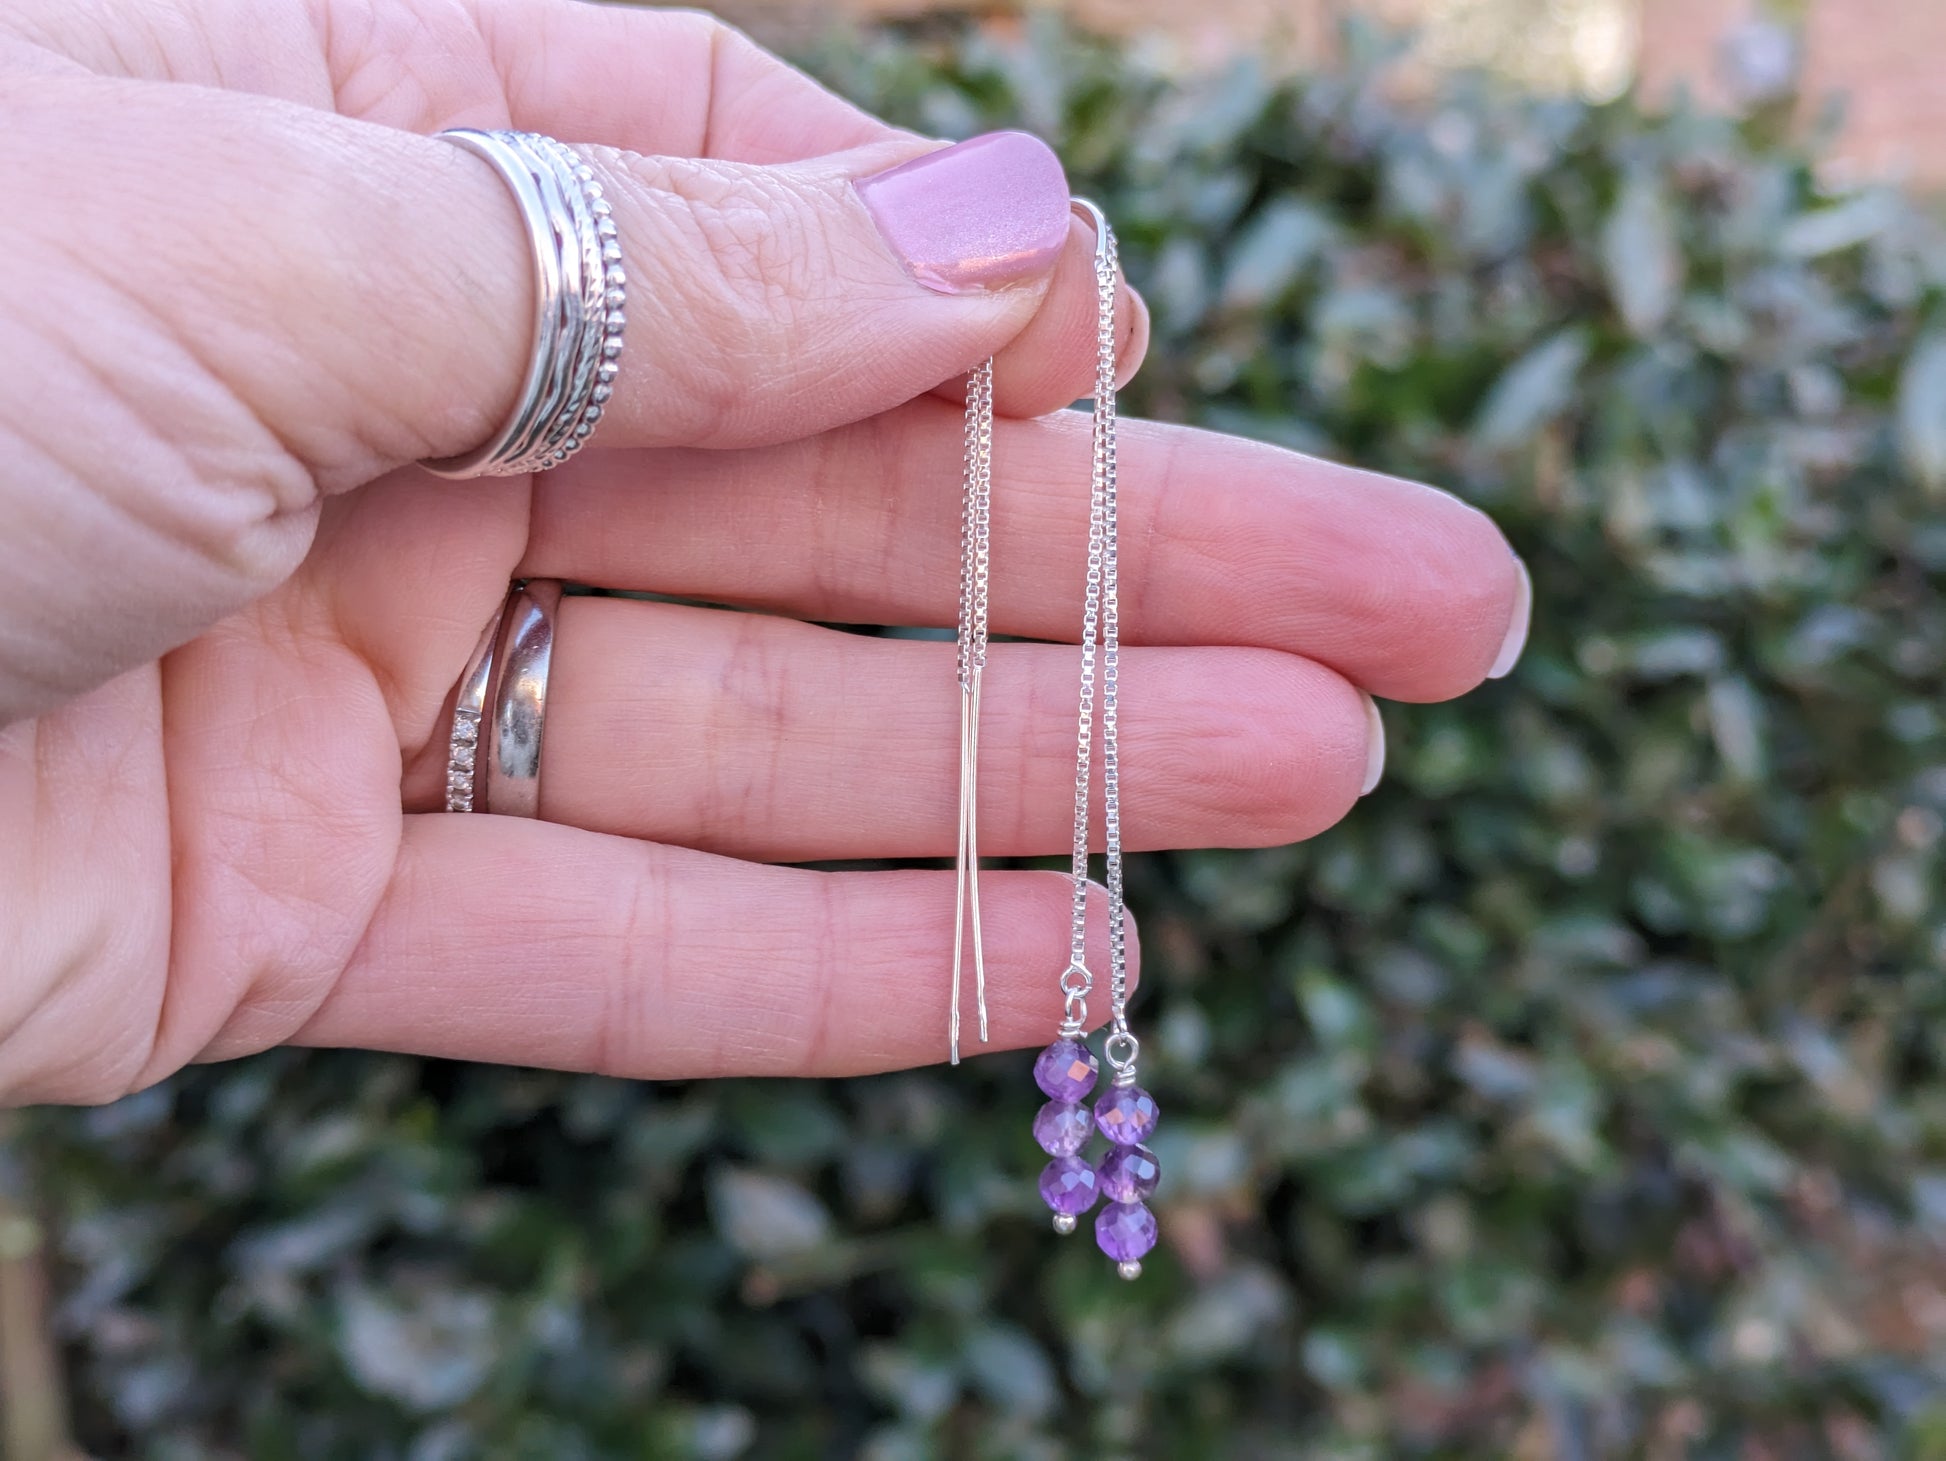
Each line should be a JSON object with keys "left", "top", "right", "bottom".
{"left": 0, "top": 75, "right": 1074, "bottom": 722}
{"left": 249, "top": 120, "right": 1077, "bottom": 481}
{"left": 403, "top": 126, "right": 1077, "bottom": 468}
{"left": 582, "top": 129, "right": 1078, "bottom": 450}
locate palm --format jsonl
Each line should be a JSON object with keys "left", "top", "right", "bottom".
{"left": 153, "top": 471, "right": 536, "bottom": 1077}
{"left": 0, "top": 0, "right": 525, "bottom": 1099}
{"left": 0, "top": 0, "right": 1525, "bottom": 1104}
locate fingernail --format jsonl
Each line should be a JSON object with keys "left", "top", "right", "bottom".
{"left": 1360, "top": 693, "right": 1386, "bottom": 796}
{"left": 1487, "top": 558, "right": 1533, "bottom": 680}
{"left": 855, "top": 132, "right": 1070, "bottom": 295}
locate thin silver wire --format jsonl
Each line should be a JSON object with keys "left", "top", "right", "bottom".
{"left": 1062, "top": 199, "right": 1139, "bottom": 1083}
{"left": 951, "top": 358, "right": 995, "bottom": 1064}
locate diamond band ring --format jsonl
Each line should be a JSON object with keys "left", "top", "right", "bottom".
{"left": 423, "top": 129, "right": 625, "bottom": 478}
{"left": 444, "top": 600, "right": 507, "bottom": 812}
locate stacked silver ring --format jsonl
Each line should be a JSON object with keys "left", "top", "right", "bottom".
{"left": 425, "top": 129, "right": 626, "bottom": 478}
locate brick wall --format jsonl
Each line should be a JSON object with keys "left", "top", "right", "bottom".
{"left": 711, "top": 0, "right": 1349, "bottom": 65}
{"left": 1800, "top": 0, "right": 1946, "bottom": 186}
{"left": 1638, "top": 0, "right": 1946, "bottom": 186}
{"left": 1636, "top": 0, "right": 1750, "bottom": 107}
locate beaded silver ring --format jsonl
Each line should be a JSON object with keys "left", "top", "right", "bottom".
{"left": 424, "top": 128, "right": 625, "bottom": 478}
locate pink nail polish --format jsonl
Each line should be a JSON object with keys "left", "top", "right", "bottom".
{"left": 856, "top": 131, "right": 1070, "bottom": 294}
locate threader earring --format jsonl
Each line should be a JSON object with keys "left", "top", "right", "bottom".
{"left": 950, "top": 357, "right": 996, "bottom": 1065}
{"left": 1030, "top": 200, "right": 1159, "bottom": 1279}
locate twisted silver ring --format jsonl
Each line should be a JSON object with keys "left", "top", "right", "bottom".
{"left": 424, "top": 129, "right": 625, "bottom": 478}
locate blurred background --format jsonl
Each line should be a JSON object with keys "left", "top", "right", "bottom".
{"left": 10, "top": 0, "right": 1946, "bottom": 1456}
{"left": 726, "top": 0, "right": 1946, "bottom": 184}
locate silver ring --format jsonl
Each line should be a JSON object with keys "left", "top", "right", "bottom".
{"left": 444, "top": 595, "right": 511, "bottom": 812}
{"left": 484, "top": 579, "right": 564, "bottom": 818}
{"left": 424, "top": 129, "right": 625, "bottom": 478}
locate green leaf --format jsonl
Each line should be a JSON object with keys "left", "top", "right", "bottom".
{"left": 1471, "top": 329, "right": 1589, "bottom": 452}
{"left": 1705, "top": 676, "right": 1768, "bottom": 782}
{"left": 1217, "top": 199, "right": 1332, "bottom": 312}
{"left": 1777, "top": 189, "right": 1897, "bottom": 258}
{"left": 1899, "top": 330, "right": 1946, "bottom": 494}
{"left": 962, "top": 1324, "right": 1057, "bottom": 1420}
{"left": 1602, "top": 172, "right": 1683, "bottom": 337}
{"left": 335, "top": 1286, "right": 496, "bottom": 1413}
{"left": 708, "top": 1168, "right": 832, "bottom": 1261}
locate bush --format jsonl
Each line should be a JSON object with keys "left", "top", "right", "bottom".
{"left": 28, "top": 18, "right": 1946, "bottom": 1458}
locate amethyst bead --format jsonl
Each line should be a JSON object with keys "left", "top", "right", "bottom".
{"left": 1093, "top": 1084, "right": 1159, "bottom": 1145}
{"left": 1039, "top": 1155, "right": 1100, "bottom": 1216}
{"left": 1033, "top": 1100, "right": 1093, "bottom": 1157}
{"left": 1097, "top": 1144, "right": 1160, "bottom": 1203}
{"left": 1033, "top": 1039, "right": 1099, "bottom": 1102}
{"left": 1095, "top": 1201, "right": 1158, "bottom": 1262}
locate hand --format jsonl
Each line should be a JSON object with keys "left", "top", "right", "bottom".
{"left": 0, "top": 0, "right": 1528, "bottom": 1104}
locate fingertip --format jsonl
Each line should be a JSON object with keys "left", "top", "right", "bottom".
{"left": 1359, "top": 692, "right": 1386, "bottom": 796}
{"left": 1486, "top": 556, "right": 1533, "bottom": 680}
{"left": 1115, "top": 281, "right": 1150, "bottom": 390}
{"left": 1122, "top": 890, "right": 1144, "bottom": 997}
{"left": 984, "top": 211, "right": 1139, "bottom": 417}
{"left": 1316, "top": 474, "right": 1528, "bottom": 703}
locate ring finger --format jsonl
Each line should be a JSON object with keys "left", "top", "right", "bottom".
{"left": 402, "top": 597, "right": 1376, "bottom": 860}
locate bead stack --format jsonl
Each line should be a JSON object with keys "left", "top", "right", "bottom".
{"left": 1033, "top": 1037, "right": 1160, "bottom": 1278}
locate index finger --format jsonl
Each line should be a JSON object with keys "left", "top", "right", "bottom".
{"left": 521, "top": 402, "right": 1531, "bottom": 704}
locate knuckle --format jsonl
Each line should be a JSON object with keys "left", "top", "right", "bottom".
{"left": 607, "top": 154, "right": 834, "bottom": 442}
{"left": 661, "top": 7, "right": 741, "bottom": 50}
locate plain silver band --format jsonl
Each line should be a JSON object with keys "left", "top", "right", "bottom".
{"left": 444, "top": 599, "right": 510, "bottom": 812}
{"left": 484, "top": 579, "right": 564, "bottom": 818}
{"left": 423, "top": 129, "right": 625, "bottom": 478}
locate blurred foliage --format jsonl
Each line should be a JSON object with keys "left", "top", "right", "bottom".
{"left": 27, "top": 16, "right": 1946, "bottom": 1458}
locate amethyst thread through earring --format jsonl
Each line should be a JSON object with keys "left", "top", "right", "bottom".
{"left": 1031, "top": 199, "right": 1159, "bottom": 1280}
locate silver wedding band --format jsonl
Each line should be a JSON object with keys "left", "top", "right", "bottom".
{"left": 446, "top": 580, "right": 562, "bottom": 818}
{"left": 424, "top": 128, "right": 626, "bottom": 478}
{"left": 483, "top": 579, "right": 563, "bottom": 818}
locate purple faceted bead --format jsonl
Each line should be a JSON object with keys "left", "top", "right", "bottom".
{"left": 1039, "top": 1155, "right": 1100, "bottom": 1216}
{"left": 1033, "top": 1100, "right": 1093, "bottom": 1157}
{"left": 1033, "top": 1039, "right": 1099, "bottom": 1102}
{"left": 1097, "top": 1144, "right": 1160, "bottom": 1203}
{"left": 1093, "top": 1084, "right": 1159, "bottom": 1145}
{"left": 1095, "top": 1201, "right": 1158, "bottom": 1262}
